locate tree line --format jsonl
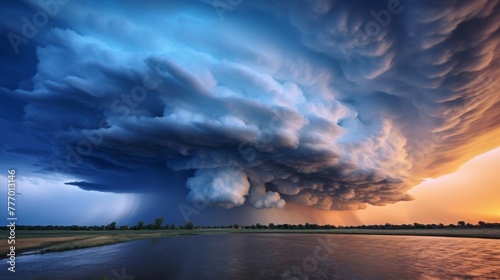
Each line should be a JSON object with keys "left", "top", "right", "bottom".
{"left": 0, "top": 217, "right": 194, "bottom": 231}
{"left": 228, "top": 221, "right": 500, "bottom": 230}
{"left": 2, "top": 220, "right": 499, "bottom": 231}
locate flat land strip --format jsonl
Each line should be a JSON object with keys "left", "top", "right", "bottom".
{"left": 0, "top": 230, "right": 195, "bottom": 258}
{"left": 1, "top": 228, "right": 499, "bottom": 258}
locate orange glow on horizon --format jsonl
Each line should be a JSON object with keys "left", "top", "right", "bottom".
{"left": 355, "top": 146, "right": 500, "bottom": 226}
{"left": 246, "top": 147, "right": 500, "bottom": 226}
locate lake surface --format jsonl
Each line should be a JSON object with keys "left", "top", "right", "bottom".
{"left": 1, "top": 233, "right": 499, "bottom": 279}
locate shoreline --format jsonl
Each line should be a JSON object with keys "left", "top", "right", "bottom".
{"left": 232, "top": 228, "right": 500, "bottom": 240}
{"left": 0, "top": 230, "right": 198, "bottom": 259}
{"left": 2, "top": 228, "right": 499, "bottom": 258}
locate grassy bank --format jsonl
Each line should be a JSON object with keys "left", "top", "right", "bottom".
{"left": 1, "top": 228, "right": 499, "bottom": 258}
{"left": 0, "top": 230, "right": 198, "bottom": 257}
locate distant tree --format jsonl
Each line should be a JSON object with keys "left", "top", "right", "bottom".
{"left": 146, "top": 223, "right": 155, "bottom": 230}
{"left": 154, "top": 217, "right": 164, "bottom": 230}
{"left": 106, "top": 222, "right": 116, "bottom": 230}
{"left": 184, "top": 220, "right": 194, "bottom": 230}
{"left": 120, "top": 225, "right": 129, "bottom": 230}
{"left": 269, "top": 223, "right": 275, "bottom": 229}
{"left": 478, "top": 221, "right": 486, "bottom": 227}
{"left": 233, "top": 224, "right": 239, "bottom": 229}
{"left": 458, "top": 221, "right": 466, "bottom": 227}
{"left": 137, "top": 221, "right": 144, "bottom": 230}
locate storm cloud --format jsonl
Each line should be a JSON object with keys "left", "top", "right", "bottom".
{"left": 1, "top": 0, "right": 499, "bottom": 212}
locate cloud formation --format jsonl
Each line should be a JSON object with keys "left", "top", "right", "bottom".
{"left": 1, "top": 0, "right": 499, "bottom": 212}
{"left": 187, "top": 167, "right": 250, "bottom": 209}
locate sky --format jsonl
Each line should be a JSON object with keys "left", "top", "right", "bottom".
{"left": 0, "top": 0, "right": 499, "bottom": 226}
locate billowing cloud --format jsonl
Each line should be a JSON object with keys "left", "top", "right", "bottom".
{"left": 1, "top": 0, "right": 499, "bottom": 213}
{"left": 249, "top": 184, "right": 285, "bottom": 209}
{"left": 187, "top": 167, "right": 250, "bottom": 209}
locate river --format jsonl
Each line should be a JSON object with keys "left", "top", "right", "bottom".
{"left": 1, "top": 233, "right": 499, "bottom": 279}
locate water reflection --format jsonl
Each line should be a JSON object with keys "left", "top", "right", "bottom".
{"left": 1, "top": 234, "right": 498, "bottom": 279}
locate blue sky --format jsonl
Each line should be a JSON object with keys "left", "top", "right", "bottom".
{"left": 1, "top": 0, "right": 499, "bottom": 226}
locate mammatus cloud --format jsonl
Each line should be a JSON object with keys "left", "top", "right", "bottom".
{"left": 1, "top": 0, "right": 499, "bottom": 211}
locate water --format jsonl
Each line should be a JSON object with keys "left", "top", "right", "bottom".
{"left": 1, "top": 233, "right": 499, "bottom": 279}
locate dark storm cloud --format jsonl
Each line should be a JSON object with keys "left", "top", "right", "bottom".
{"left": 1, "top": 0, "right": 499, "bottom": 211}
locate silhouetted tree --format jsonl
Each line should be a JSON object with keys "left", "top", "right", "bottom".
{"left": 106, "top": 222, "right": 116, "bottom": 230}
{"left": 137, "top": 221, "right": 144, "bottom": 230}
{"left": 184, "top": 220, "right": 194, "bottom": 230}
{"left": 154, "top": 217, "right": 164, "bottom": 230}
{"left": 458, "top": 221, "right": 466, "bottom": 227}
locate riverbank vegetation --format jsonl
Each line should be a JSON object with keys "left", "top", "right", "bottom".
{"left": 1, "top": 219, "right": 499, "bottom": 231}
